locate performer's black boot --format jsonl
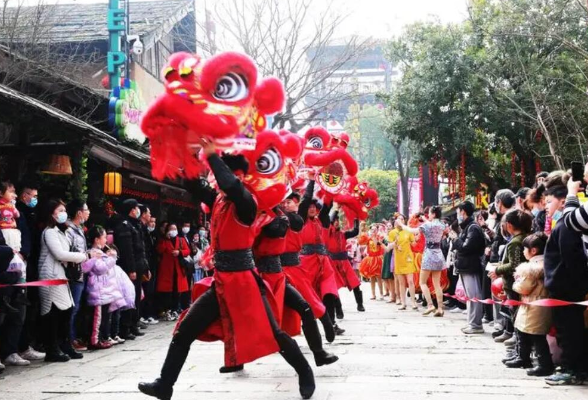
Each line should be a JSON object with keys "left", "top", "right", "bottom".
{"left": 276, "top": 333, "right": 316, "bottom": 399}
{"left": 138, "top": 340, "right": 188, "bottom": 400}
{"left": 333, "top": 323, "right": 345, "bottom": 336}
{"left": 219, "top": 364, "right": 244, "bottom": 373}
{"left": 301, "top": 307, "right": 338, "bottom": 367}
{"left": 353, "top": 287, "right": 365, "bottom": 312}
{"left": 335, "top": 297, "right": 344, "bottom": 320}
{"left": 319, "top": 314, "right": 335, "bottom": 343}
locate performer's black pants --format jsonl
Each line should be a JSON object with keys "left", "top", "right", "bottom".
{"left": 159, "top": 277, "right": 310, "bottom": 386}
{"left": 323, "top": 293, "right": 337, "bottom": 325}
{"left": 284, "top": 282, "right": 324, "bottom": 355}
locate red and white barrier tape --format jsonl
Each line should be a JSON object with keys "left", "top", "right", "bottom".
{"left": 444, "top": 293, "right": 588, "bottom": 307}
{"left": 0, "top": 279, "right": 69, "bottom": 288}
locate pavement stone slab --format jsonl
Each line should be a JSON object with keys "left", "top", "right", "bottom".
{"left": 1, "top": 282, "right": 587, "bottom": 399}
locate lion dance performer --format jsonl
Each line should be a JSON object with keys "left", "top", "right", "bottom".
{"left": 138, "top": 51, "right": 316, "bottom": 400}
{"left": 326, "top": 207, "right": 364, "bottom": 315}
{"left": 298, "top": 178, "right": 345, "bottom": 336}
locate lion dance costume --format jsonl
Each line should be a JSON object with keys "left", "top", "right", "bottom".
{"left": 138, "top": 52, "right": 316, "bottom": 400}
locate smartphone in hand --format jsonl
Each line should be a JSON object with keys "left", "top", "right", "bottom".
{"left": 572, "top": 161, "right": 584, "bottom": 183}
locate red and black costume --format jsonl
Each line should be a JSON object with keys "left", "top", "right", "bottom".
{"left": 327, "top": 211, "right": 364, "bottom": 313}
{"left": 298, "top": 180, "right": 344, "bottom": 334}
{"left": 139, "top": 154, "right": 315, "bottom": 400}
{"left": 252, "top": 209, "right": 338, "bottom": 367}
{"left": 280, "top": 206, "right": 336, "bottom": 341}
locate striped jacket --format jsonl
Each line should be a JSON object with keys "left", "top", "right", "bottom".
{"left": 563, "top": 195, "right": 588, "bottom": 257}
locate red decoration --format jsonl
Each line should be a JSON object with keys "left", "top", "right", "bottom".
{"left": 460, "top": 150, "right": 466, "bottom": 200}
{"left": 428, "top": 162, "right": 434, "bottom": 184}
{"left": 104, "top": 200, "right": 115, "bottom": 217}
{"left": 122, "top": 187, "right": 159, "bottom": 201}
{"left": 418, "top": 163, "right": 424, "bottom": 206}
{"left": 520, "top": 159, "right": 526, "bottom": 188}
{"left": 162, "top": 198, "right": 197, "bottom": 210}
{"left": 511, "top": 152, "right": 517, "bottom": 188}
{"left": 535, "top": 159, "right": 542, "bottom": 174}
{"left": 535, "top": 129, "right": 543, "bottom": 143}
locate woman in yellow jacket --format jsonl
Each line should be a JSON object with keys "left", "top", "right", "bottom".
{"left": 389, "top": 214, "right": 418, "bottom": 310}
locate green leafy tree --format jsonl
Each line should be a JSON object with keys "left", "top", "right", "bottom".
{"left": 345, "top": 104, "right": 396, "bottom": 170}
{"left": 356, "top": 169, "right": 399, "bottom": 223}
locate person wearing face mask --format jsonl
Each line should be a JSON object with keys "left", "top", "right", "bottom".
{"left": 64, "top": 199, "right": 90, "bottom": 352}
{"left": 545, "top": 179, "right": 588, "bottom": 385}
{"left": 113, "top": 199, "right": 149, "bottom": 340}
{"left": 15, "top": 182, "right": 46, "bottom": 362}
{"left": 489, "top": 210, "right": 533, "bottom": 349}
{"left": 139, "top": 207, "right": 159, "bottom": 326}
{"left": 452, "top": 201, "right": 487, "bottom": 334}
{"left": 156, "top": 224, "right": 191, "bottom": 321}
{"left": 38, "top": 199, "right": 88, "bottom": 362}
{"left": 487, "top": 190, "right": 516, "bottom": 339}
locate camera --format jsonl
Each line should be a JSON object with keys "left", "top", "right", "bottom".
{"left": 132, "top": 39, "right": 144, "bottom": 55}
{"left": 127, "top": 35, "right": 144, "bottom": 55}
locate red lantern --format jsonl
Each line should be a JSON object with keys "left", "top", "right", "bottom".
{"left": 418, "top": 163, "right": 424, "bottom": 205}
{"left": 520, "top": 159, "right": 526, "bottom": 188}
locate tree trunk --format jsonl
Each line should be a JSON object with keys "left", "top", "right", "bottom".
{"left": 394, "top": 143, "right": 410, "bottom": 217}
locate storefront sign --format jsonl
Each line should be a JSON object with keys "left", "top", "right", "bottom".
{"left": 109, "top": 79, "right": 146, "bottom": 143}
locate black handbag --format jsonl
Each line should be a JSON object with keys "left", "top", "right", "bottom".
{"left": 43, "top": 231, "right": 82, "bottom": 281}
{"left": 177, "top": 239, "right": 194, "bottom": 276}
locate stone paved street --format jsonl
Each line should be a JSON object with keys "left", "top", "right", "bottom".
{"left": 1, "top": 283, "right": 587, "bottom": 400}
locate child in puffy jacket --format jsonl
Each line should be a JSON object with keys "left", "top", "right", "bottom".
{"left": 84, "top": 227, "right": 127, "bottom": 350}
{"left": 506, "top": 233, "right": 553, "bottom": 377}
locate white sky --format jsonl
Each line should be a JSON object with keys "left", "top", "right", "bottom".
{"left": 15, "top": 0, "right": 469, "bottom": 38}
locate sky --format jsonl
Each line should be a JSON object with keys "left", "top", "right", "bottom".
{"left": 15, "top": 0, "right": 469, "bottom": 39}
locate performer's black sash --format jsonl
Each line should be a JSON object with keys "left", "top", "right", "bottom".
{"left": 300, "top": 244, "right": 327, "bottom": 256}
{"left": 256, "top": 255, "right": 282, "bottom": 273}
{"left": 280, "top": 252, "right": 301, "bottom": 267}
{"left": 214, "top": 249, "right": 255, "bottom": 272}
{"left": 329, "top": 251, "right": 349, "bottom": 261}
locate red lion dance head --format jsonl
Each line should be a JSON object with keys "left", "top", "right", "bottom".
{"left": 141, "top": 51, "right": 285, "bottom": 180}
{"left": 301, "top": 127, "right": 358, "bottom": 203}
{"left": 240, "top": 130, "right": 302, "bottom": 211}
{"left": 334, "top": 176, "right": 379, "bottom": 228}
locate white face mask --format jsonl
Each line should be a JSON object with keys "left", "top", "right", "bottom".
{"left": 182, "top": 227, "right": 190, "bottom": 234}
{"left": 147, "top": 227, "right": 155, "bottom": 232}
{"left": 55, "top": 211, "right": 68, "bottom": 224}
{"left": 168, "top": 230, "right": 178, "bottom": 238}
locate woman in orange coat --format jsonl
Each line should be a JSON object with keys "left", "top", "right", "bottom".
{"left": 156, "top": 223, "right": 191, "bottom": 317}
{"left": 358, "top": 228, "right": 385, "bottom": 300}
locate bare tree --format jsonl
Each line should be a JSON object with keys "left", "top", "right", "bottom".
{"left": 198, "top": 0, "right": 373, "bottom": 132}
{"left": 0, "top": 0, "right": 104, "bottom": 122}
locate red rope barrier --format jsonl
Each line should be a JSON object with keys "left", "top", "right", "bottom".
{"left": 0, "top": 279, "right": 69, "bottom": 288}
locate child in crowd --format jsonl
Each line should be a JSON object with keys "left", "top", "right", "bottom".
{"left": 83, "top": 227, "right": 126, "bottom": 350}
{"left": 0, "top": 182, "right": 21, "bottom": 253}
{"left": 107, "top": 244, "right": 136, "bottom": 343}
{"left": 505, "top": 233, "right": 553, "bottom": 377}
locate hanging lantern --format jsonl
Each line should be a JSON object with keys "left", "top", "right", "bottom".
{"left": 104, "top": 172, "right": 122, "bottom": 195}
{"left": 40, "top": 155, "right": 73, "bottom": 175}
{"left": 433, "top": 157, "right": 438, "bottom": 188}
{"left": 520, "top": 159, "right": 526, "bottom": 188}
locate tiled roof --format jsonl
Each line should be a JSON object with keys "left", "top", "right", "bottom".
{"left": 1, "top": 0, "right": 193, "bottom": 43}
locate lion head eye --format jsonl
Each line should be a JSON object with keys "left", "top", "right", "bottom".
{"left": 256, "top": 148, "right": 282, "bottom": 175}
{"left": 308, "top": 136, "right": 323, "bottom": 149}
{"left": 213, "top": 72, "right": 249, "bottom": 102}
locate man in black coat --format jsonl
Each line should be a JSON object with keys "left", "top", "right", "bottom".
{"left": 139, "top": 205, "right": 159, "bottom": 325}
{"left": 114, "top": 199, "right": 149, "bottom": 340}
{"left": 15, "top": 182, "right": 45, "bottom": 361}
{"left": 452, "top": 201, "right": 486, "bottom": 335}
